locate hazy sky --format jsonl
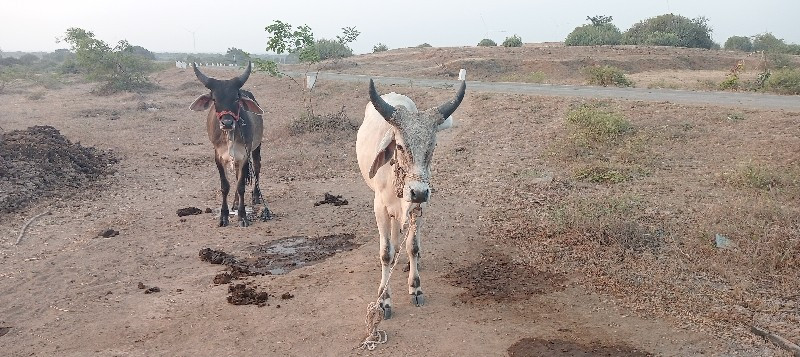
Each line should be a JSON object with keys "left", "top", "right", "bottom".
{"left": 2, "top": 0, "right": 798, "bottom": 55}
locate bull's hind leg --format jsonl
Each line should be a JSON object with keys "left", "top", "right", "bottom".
{"left": 251, "top": 145, "right": 272, "bottom": 221}
{"left": 374, "top": 198, "right": 395, "bottom": 319}
{"left": 215, "top": 156, "right": 230, "bottom": 227}
{"left": 407, "top": 216, "right": 424, "bottom": 306}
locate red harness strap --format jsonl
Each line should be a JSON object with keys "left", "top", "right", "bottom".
{"left": 215, "top": 103, "right": 241, "bottom": 121}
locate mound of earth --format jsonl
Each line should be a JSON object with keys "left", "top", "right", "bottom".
{"left": 0, "top": 125, "right": 117, "bottom": 214}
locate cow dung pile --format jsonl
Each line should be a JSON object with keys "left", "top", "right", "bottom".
{"left": 0, "top": 125, "right": 117, "bottom": 214}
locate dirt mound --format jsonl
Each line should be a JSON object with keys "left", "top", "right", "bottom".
{"left": 447, "top": 251, "right": 566, "bottom": 303}
{"left": 0, "top": 126, "right": 116, "bottom": 214}
{"left": 227, "top": 283, "right": 269, "bottom": 306}
{"left": 508, "top": 338, "right": 652, "bottom": 356}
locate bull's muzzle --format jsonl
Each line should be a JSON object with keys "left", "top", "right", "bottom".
{"left": 409, "top": 187, "right": 429, "bottom": 203}
{"left": 220, "top": 117, "right": 235, "bottom": 130}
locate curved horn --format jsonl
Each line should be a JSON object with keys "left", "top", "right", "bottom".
{"left": 193, "top": 63, "right": 212, "bottom": 89}
{"left": 235, "top": 62, "right": 252, "bottom": 87}
{"left": 369, "top": 79, "right": 396, "bottom": 123}
{"left": 437, "top": 80, "right": 466, "bottom": 120}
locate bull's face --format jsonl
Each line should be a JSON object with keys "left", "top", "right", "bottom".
{"left": 189, "top": 62, "right": 263, "bottom": 131}
{"left": 368, "top": 80, "right": 466, "bottom": 206}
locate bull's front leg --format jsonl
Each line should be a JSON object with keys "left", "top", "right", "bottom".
{"left": 407, "top": 215, "right": 424, "bottom": 306}
{"left": 374, "top": 198, "right": 395, "bottom": 319}
{"left": 235, "top": 159, "right": 249, "bottom": 227}
{"left": 215, "top": 156, "right": 230, "bottom": 227}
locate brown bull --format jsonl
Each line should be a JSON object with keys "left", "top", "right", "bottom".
{"left": 189, "top": 62, "right": 271, "bottom": 227}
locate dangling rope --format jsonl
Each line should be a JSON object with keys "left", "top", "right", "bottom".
{"left": 359, "top": 205, "right": 422, "bottom": 350}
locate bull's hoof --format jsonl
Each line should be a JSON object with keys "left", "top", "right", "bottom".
{"left": 260, "top": 207, "right": 273, "bottom": 221}
{"left": 252, "top": 196, "right": 262, "bottom": 205}
{"left": 411, "top": 292, "right": 425, "bottom": 307}
{"left": 219, "top": 216, "right": 229, "bottom": 227}
{"left": 382, "top": 305, "right": 392, "bottom": 320}
{"left": 238, "top": 218, "right": 250, "bottom": 227}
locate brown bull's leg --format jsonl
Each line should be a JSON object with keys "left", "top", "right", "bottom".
{"left": 215, "top": 155, "right": 230, "bottom": 227}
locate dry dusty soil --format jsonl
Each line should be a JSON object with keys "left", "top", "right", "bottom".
{"left": 1, "top": 45, "right": 798, "bottom": 356}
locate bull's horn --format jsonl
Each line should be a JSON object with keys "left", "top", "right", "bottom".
{"left": 235, "top": 62, "right": 252, "bottom": 87}
{"left": 369, "top": 79, "right": 396, "bottom": 123}
{"left": 193, "top": 63, "right": 212, "bottom": 89}
{"left": 437, "top": 80, "right": 466, "bottom": 120}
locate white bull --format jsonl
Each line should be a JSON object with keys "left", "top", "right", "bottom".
{"left": 356, "top": 79, "right": 466, "bottom": 319}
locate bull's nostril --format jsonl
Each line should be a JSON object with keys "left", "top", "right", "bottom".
{"left": 410, "top": 189, "right": 429, "bottom": 203}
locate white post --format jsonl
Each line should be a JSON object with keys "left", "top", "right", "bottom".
{"left": 458, "top": 69, "right": 466, "bottom": 80}
{"left": 306, "top": 73, "right": 317, "bottom": 89}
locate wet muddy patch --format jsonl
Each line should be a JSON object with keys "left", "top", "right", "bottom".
{"left": 446, "top": 251, "right": 566, "bottom": 303}
{"left": 199, "top": 233, "right": 359, "bottom": 276}
{"left": 508, "top": 338, "right": 651, "bottom": 357}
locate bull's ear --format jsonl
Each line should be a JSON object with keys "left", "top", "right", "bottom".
{"left": 240, "top": 97, "right": 263, "bottom": 114}
{"left": 190, "top": 94, "right": 213, "bottom": 111}
{"left": 369, "top": 130, "right": 395, "bottom": 179}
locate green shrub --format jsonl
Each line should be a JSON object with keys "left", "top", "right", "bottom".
{"left": 502, "top": 35, "right": 523, "bottom": 47}
{"left": 642, "top": 31, "right": 681, "bottom": 46}
{"left": 753, "top": 32, "right": 785, "bottom": 53}
{"left": 622, "top": 14, "right": 714, "bottom": 49}
{"left": 288, "top": 107, "right": 357, "bottom": 135}
{"left": 315, "top": 38, "right": 353, "bottom": 60}
{"left": 770, "top": 53, "right": 797, "bottom": 70}
{"left": 724, "top": 36, "right": 753, "bottom": 52}
{"left": 477, "top": 38, "right": 497, "bottom": 47}
{"left": 59, "top": 27, "right": 155, "bottom": 93}
{"left": 582, "top": 65, "right": 633, "bottom": 87}
{"left": 372, "top": 43, "right": 388, "bottom": 53}
{"left": 566, "top": 103, "right": 632, "bottom": 142}
{"left": 565, "top": 24, "right": 622, "bottom": 46}
{"left": 765, "top": 68, "right": 800, "bottom": 94}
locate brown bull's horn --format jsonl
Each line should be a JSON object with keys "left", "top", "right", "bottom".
{"left": 193, "top": 63, "right": 212, "bottom": 89}
{"left": 369, "top": 79, "right": 396, "bottom": 123}
{"left": 235, "top": 62, "right": 252, "bottom": 87}
{"left": 437, "top": 80, "right": 466, "bottom": 120}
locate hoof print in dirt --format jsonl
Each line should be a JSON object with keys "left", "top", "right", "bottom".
{"left": 314, "top": 192, "right": 348, "bottom": 206}
{"left": 98, "top": 229, "right": 119, "bottom": 238}
{"left": 227, "top": 283, "right": 269, "bottom": 307}
{"left": 176, "top": 207, "right": 203, "bottom": 217}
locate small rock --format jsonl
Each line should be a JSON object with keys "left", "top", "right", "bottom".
{"left": 99, "top": 229, "right": 119, "bottom": 238}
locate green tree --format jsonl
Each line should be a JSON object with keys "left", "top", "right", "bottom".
{"left": 622, "top": 14, "right": 714, "bottom": 49}
{"left": 752, "top": 33, "right": 786, "bottom": 53}
{"left": 565, "top": 23, "right": 622, "bottom": 46}
{"left": 373, "top": 43, "right": 389, "bottom": 52}
{"left": 724, "top": 36, "right": 753, "bottom": 52}
{"left": 226, "top": 47, "right": 250, "bottom": 66}
{"left": 58, "top": 27, "right": 154, "bottom": 92}
{"left": 502, "top": 34, "right": 523, "bottom": 47}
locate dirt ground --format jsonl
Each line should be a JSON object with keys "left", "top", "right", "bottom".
{"left": 1, "top": 46, "right": 798, "bottom": 356}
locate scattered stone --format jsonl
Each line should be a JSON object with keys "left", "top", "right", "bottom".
{"left": 99, "top": 229, "right": 119, "bottom": 238}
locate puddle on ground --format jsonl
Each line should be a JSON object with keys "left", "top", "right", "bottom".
{"left": 508, "top": 338, "right": 652, "bottom": 357}
{"left": 199, "top": 233, "right": 359, "bottom": 276}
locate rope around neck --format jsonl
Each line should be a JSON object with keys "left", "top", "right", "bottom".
{"left": 358, "top": 205, "right": 422, "bottom": 350}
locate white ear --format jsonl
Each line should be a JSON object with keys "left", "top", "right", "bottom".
{"left": 369, "top": 130, "right": 395, "bottom": 179}
{"left": 190, "top": 94, "right": 212, "bottom": 111}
